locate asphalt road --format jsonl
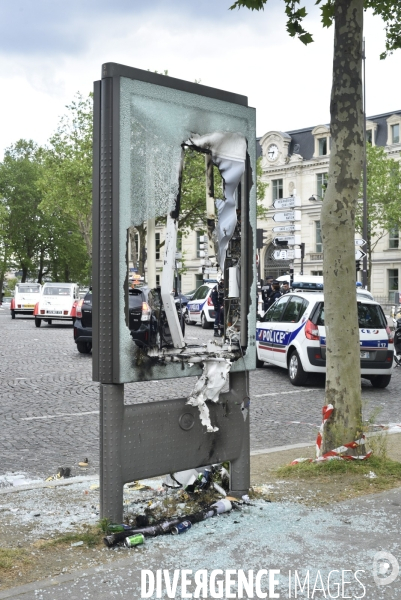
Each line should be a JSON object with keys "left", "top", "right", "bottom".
{"left": 1, "top": 307, "right": 400, "bottom": 479}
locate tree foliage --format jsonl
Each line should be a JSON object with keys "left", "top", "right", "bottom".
{"left": 356, "top": 145, "right": 401, "bottom": 287}
{"left": 39, "top": 93, "right": 93, "bottom": 261}
{"left": 230, "top": 0, "right": 401, "bottom": 57}
{"left": 0, "top": 140, "right": 49, "bottom": 282}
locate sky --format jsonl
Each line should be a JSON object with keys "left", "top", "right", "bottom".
{"left": 1, "top": 0, "right": 400, "bottom": 158}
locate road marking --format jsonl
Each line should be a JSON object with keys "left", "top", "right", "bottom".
{"left": 254, "top": 389, "right": 321, "bottom": 398}
{"left": 20, "top": 411, "right": 99, "bottom": 421}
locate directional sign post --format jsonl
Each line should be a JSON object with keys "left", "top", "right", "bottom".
{"left": 272, "top": 248, "right": 301, "bottom": 260}
{"left": 355, "top": 249, "right": 367, "bottom": 260}
{"left": 272, "top": 224, "right": 301, "bottom": 233}
{"left": 273, "top": 196, "right": 301, "bottom": 210}
{"left": 355, "top": 239, "right": 366, "bottom": 247}
{"left": 272, "top": 210, "right": 301, "bottom": 223}
{"left": 273, "top": 235, "right": 302, "bottom": 247}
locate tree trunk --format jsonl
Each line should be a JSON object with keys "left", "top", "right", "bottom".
{"left": 321, "top": 0, "right": 364, "bottom": 454}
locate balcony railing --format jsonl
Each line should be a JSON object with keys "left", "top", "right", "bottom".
{"left": 309, "top": 253, "right": 323, "bottom": 261}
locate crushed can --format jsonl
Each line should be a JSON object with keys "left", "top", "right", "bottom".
{"left": 124, "top": 533, "right": 145, "bottom": 547}
{"left": 171, "top": 520, "right": 192, "bottom": 535}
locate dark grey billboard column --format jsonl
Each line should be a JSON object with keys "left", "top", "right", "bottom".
{"left": 93, "top": 64, "right": 256, "bottom": 522}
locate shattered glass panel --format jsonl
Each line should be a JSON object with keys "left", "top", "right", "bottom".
{"left": 119, "top": 77, "right": 256, "bottom": 383}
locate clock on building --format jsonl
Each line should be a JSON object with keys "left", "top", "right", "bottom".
{"left": 267, "top": 144, "right": 279, "bottom": 161}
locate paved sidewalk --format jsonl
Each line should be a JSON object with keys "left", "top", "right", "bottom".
{"left": 1, "top": 436, "right": 401, "bottom": 600}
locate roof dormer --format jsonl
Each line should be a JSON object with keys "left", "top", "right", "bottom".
{"left": 386, "top": 114, "right": 401, "bottom": 146}
{"left": 312, "top": 125, "right": 330, "bottom": 158}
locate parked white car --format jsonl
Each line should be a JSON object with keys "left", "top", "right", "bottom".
{"left": 185, "top": 283, "right": 217, "bottom": 328}
{"left": 10, "top": 283, "right": 42, "bottom": 319}
{"left": 33, "top": 283, "right": 79, "bottom": 327}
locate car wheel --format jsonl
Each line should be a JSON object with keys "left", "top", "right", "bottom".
{"left": 394, "top": 355, "right": 401, "bottom": 367}
{"left": 201, "top": 313, "right": 211, "bottom": 329}
{"left": 77, "top": 341, "right": 92, "bottom": 354}
{"left": 370, "top": 375, "right": 391, "bottom": 389}
{"left": 11, "top": 310, "right": 15, "bottom": 320}
{"left": 34, "top": 317, "right": 41, "bottom": 328}
{"left": 184, "top": 311, "right": 190, "bottom": 325}
{"left": 288, "top": 350, "right": 308, "bottom": 386}
{"left": 256, "top": 355, "right": 264, "bottom": 368}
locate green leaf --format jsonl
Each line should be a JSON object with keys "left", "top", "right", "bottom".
{"left": 299, "top": 32, "right": 314, "bottom": 45}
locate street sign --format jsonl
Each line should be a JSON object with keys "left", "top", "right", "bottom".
{"left": 355, "top": 249, "right": 367, "bottom": 260}
{"left": 272, "top": 210, "right": 301, "bottom": 222}
{"left": 272, "top": 224, "right": 301, "bottom": 232}
{"left": 272, "top": 248, "right": 301, "bottom": 260}
{"left": 355, "top": 239, "right": 366, "bottom": 247}
{"left": 273, "top": 196, "right": 301, "bottom": 210}
{"left": 273, "top": 235, "right": 302, "bottom": 247}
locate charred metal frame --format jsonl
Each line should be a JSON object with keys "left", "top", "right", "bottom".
{"left": 93, "top": 63, "right": 256, "bottom": 521}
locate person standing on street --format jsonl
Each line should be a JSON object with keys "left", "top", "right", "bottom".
{"left": 212, "top": 279, "right": 224, "bottom": 337}
{"left": 265, "top": 280, "right": 281, "bottom": 310}
{"left": 280, "top": 281, "right": 290, "bottom": 295}
{"left": 261, "top": 276, "right": 274, "bottom": 312}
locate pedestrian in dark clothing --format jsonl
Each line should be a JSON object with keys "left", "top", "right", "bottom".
{"left": 265, "top": 280, "right": 281, "bottom": 310}
{"left": 261, "top": 276, "right": 274, "bottom": 311}
{"left": 212, "top": 279, "right": 224, "bottom": 337}
{"left": 281, "top": 281, "right": 290, "bottom": 295}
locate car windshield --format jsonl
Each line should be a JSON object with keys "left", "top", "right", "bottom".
{"left": 43, "top": 287, "right": 72, "bottom": 296}
{"left": 316, "top": 302, "right": 387, "bottom": 329}
{"left": 17, "top": 285, "right": 40, "bottom": 293}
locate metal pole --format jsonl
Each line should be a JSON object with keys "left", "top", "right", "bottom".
{"left": 362, "top": 38, "right": 368, "bottom": 289}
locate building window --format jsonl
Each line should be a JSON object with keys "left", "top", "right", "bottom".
{"left": 312, "top": 271, "right": 323, "bottom": 276}
{"left": 316, "top": 173, "right": 328, "bottom": 199}
{"left": 177, "top": 232, "right": 182, "bottom": 252}
{"left": 389, "top": 226, "right": 399, "bottom": 249}
{"left": 392, "top": 124, "right": 400, "bottom": 144}
{"left": 155, "top": 232, "right": 160, "bottom": 260}
{"left": 389, "top": 269, "right": 399, "bottom": 291}
{"left": 196, "top": 231, "right": 205, "bottom": 258}
{"left": 272, "top": 179, "right": 283, "bottom": 202}
{"left": 318, "top": 137, "right": 327, "bottom": 156}
{"left": 366, "top": 129, "right": 373, "bottom": 144}
{"left": 156, "top": 274, "right": 160, "bottom": 286}
{"left": 195, "top": 274, "right": 204, "bottom": 288}
{"left": 315, "top": 221, "right": 322, "bottom": 253}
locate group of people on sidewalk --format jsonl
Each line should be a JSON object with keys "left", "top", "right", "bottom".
{"left": 261, "top": 276, "right": 290, "bottom": 312}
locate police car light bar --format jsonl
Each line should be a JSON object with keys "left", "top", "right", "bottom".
{"left": 291, "top": 281, "right": 324, "bottom": 291}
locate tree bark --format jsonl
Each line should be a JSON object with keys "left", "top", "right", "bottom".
{"left": 321, "top": 0, "right": 364, "bottom": 453}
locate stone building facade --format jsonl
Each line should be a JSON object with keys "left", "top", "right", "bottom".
{"left": 258, "top": 110, "right": 401, "bottom": 299}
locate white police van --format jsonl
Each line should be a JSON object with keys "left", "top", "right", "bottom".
{"left": 185, "top": 282, "right": 217, "bottom": 328}
{"left": 256, "top": 278, "right": 393, "bottom": 387}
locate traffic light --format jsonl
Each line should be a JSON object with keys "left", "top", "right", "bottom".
{"left": 198, "top": 235, "right": 206, "bottom": 258}
{"left": 355, "top": 260, "right": 361, "bottom": 271}
{"left": 256, "top": 229, "right": 269, "bottom": 249}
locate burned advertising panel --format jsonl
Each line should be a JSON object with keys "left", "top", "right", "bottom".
{"left": 117, "top": 75, "right": 256, "bottom": 390}
{"left": 93, "top": 64, "right": 256, "bottom": 520}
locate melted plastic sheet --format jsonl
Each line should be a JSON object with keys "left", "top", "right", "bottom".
{"left": 186, "top": 132, "right": 246, "bottom": 271}
{"left": 118, "top": 77, "right": 256, "bottom": 383}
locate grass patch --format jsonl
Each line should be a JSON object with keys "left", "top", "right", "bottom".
{"left": 277, "top": 455, "right": 401, "bottom": 479}
{"left": 0, "top": 548, "right": 30, "bottom": 572}
{"left": 44, "top": 524, "right": 104, "bottom": 548}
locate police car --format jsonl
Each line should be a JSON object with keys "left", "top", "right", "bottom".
{"left": 256, "top": 279, "right": 393, "bottom": 388}
{"left": 185, "top": 282, "right": 217, "bottom": 328}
